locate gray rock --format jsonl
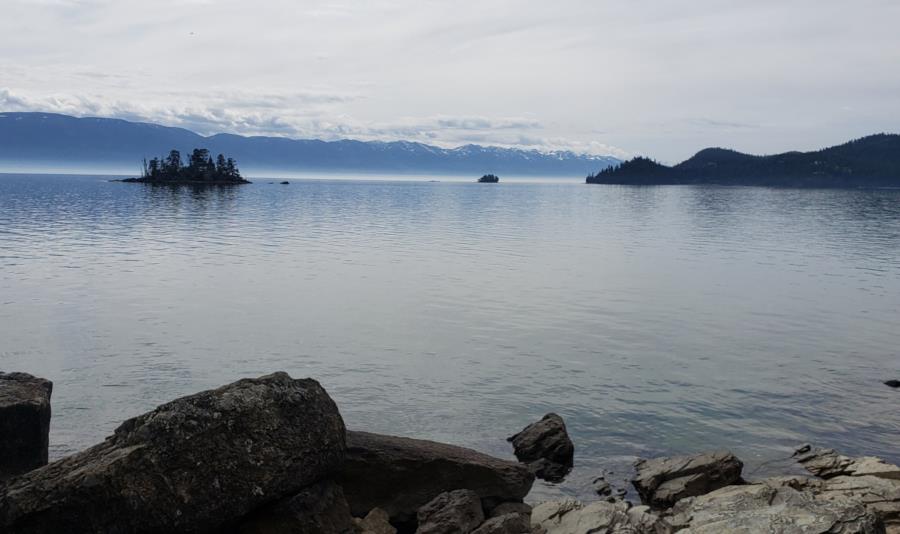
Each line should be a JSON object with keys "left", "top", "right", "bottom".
{"left": 632, "top": 451, "right": 743, "bottom": 508}
{"left": 530, "top": 499, "right": 670, "bottom": 534}
{"left": 507, "top": 414, "right": 574, "bottom": 483}
{"left": 353, "top": 508, "right": 396, "bottom": 534}
{"left": 593, "top": 477, "right": 612, "bottom": 497}
{"left": 0, "top": 372, "right": 346, "bottom": 534}
{"left": 232, "top": 480, "right": 354, "bottom": 534}
{"left": 0, "top": 372, "right": 52, "bottom": 481}
{"left": 667, "top": 480, "right": 884, "bottom": 534}
{"left": 794, "top": 444, "right": 900, "bottom": 480}
{"left": 339, "top": 431, "right": 533, "bottom": 524}
{"left": 489, "top": 502, "right": 532, "bottom": 519}
{"left": 819, "top": 476, "right": 900, "bottom": 532}
{"left": 472, "top": 513, "right": 532, "bottom": 534}
{"left": 416, "top": 489, "right": 484, "bottom": 534}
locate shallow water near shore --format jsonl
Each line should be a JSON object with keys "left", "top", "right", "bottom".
{"left": 1, "top": 173, "right": 899, "bottom": 501}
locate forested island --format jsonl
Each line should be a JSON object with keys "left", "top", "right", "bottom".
{"left": 587, "top": 134, "right": 900, "bottom": 187}
{"left": 122, "top": 149, "right": 250, "bottom": 184}
{"left": 478, "top": 173, "right": 500, "bottom": 183}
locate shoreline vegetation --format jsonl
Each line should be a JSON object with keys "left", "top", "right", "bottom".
{"left": 586, "top": 134, "right": 900, "bottom": 188}
{"left": 119, "top": 148, "right": 250, "bottom": 185}
{"left": 2, "top": 371, "right": 898, "bottom": 533}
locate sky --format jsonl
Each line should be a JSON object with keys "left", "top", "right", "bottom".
{"left": 2, "top": 0, "right": 899, "bottom": 162}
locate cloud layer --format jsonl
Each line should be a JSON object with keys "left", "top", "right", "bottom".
{"left": 3, "top": 0, "right": 899, "bottom": 161}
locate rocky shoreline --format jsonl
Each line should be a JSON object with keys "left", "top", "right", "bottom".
{"left": 1, "top": 371, "right": 898, "bottom": 533}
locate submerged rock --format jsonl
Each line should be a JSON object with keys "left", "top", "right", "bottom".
{"left": 415, "top": 489, "right": 484, "bottom": 534}
{"left": 339, "top": 431, "right": 533, "bottom": 524}
{"left": 507, "top": 414, "right": 574, "bottom": 483}
{"left": 592, "top": 477, "right": 612, "bottom": 497}
{"left": 232, "top": 480, "right": 354, "bottom": 534}
{"left": 632, "top": 451, "right": 743, "bottom": 509}
{"left": 0, "top": 372, "right": 346, "bottom": 534}
{"left": 667, "top": 480, "right": 884, "bottom": 534}
{"left": 0, "top": 372, "right": 52, "bottom": 481}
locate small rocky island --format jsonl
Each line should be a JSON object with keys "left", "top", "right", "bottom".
{"left": 479, "top": 174, "right": 500, "bottom": 183}
{"left": 121, "top": 148, "right": 250, "bottom": 184}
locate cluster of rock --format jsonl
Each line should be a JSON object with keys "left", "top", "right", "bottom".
{"left": 530, "top": 446, "right": 899, "bottom": 534}
{"left": 2, "top": 371, "right": 898, "bottom": 534}
{"left": 0, "top": 372, "right": 539, "bottom": 533}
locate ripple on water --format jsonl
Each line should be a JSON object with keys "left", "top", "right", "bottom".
{"left": 1, "top": 174, "right": 899, "bottom": 500}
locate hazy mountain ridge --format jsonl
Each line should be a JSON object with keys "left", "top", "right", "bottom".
{"left": 0, "top": 112, "right": 619, "bottom": 176}
{"left": 587, "top": 134, "right": 900, "bottom": 187}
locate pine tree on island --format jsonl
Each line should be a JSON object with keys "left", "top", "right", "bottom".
{"left": 124, "top": 149, "right": 250, "bottom": 184}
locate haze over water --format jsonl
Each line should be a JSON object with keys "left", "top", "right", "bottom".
{"left": 1, "top": 173, "right": 898, "bottom": 500}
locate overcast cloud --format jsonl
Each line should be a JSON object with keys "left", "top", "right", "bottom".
{"left": 2, "top": 0, "right": 899, "bottom": 161}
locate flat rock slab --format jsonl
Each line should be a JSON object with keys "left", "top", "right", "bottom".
{"left": 339, "top": 431, "right": 534, "bottom": 524}
{"left": 0, "top": 372, "right": 52, "bottom": 481}
{"left": 820, "top": 475, "right": 900, "bottom": 532}
{"left": 531, "top": 499, "right": 666, "bottom": 534}
{"left": 0, "top": 372, "right": 346, "bottom": 534}
{"left": 794, "top": 445, "right": 900, "bottom": 480}
{"left": 668, "top": 481, "right": 884, "bottom": 534}
{"left": 632, "top": 451, "right": 743, "bottom": 509}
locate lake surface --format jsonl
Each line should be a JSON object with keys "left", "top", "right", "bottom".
{"left": 1, "top": 173, "right": 899, "bottom": 500}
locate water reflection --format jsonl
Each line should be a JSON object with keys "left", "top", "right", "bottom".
{"left": 1, "top": 174, "right": 898, "bottom": 501}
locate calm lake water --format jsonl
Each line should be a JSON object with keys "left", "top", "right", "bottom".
{"left": 1, "top": 173, "right": 899, "bottom": 500}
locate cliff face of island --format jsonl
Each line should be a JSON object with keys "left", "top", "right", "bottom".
{"left": 587, "top": 134, "right": 900, "bottom": 187}
{"left": 122, "top": 148, "right": 250, "bottom": 184}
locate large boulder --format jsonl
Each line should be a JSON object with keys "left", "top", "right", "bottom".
{"left": 667, "top": 480, "right": 885, "bottom": 533}
{"left": 507, "top": 414, "right": 574, "bottom": 482}
{"left": 339, "top": 431, "right": 534, "bottom": 524}
{"left": 231, "top": 480, "right": 354, "bottom": 534}
{"left": 0, "top": 372, "right": 346, "bottom": 534}
{"left": 632, "top": 451, "right": 743, "bottom": 508}
{"left": 0, "top": 372, "right": 52, "bottom": 481}
{"left": 530, "top": 499, "right": 668, "bottom": 534}
{"left": 794, "top": 444, "right": 900, "bottom": 480}
{"left": 415, "top": 489, "right": 484, "bottom": 534}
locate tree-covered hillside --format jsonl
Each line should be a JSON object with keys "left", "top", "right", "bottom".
{"left": 587, "top": 134, "right": 900, "bottom": 187}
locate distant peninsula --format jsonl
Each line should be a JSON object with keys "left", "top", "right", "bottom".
{"left": 587, "top": 134, "right": 900, "bottom": 188}
{"left": 121, "top": 149, "right": 250, "bottom": 184}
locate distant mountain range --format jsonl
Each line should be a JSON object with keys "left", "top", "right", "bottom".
{"left": 587, "top": 134, "right": 900, "bottom": 187}
{"left": 0, "top": 112, "right": 619, "bottom": 176}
